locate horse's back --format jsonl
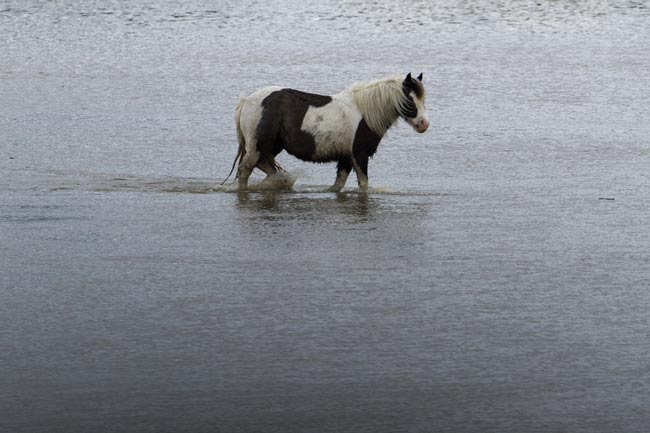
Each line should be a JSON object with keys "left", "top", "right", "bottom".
{"left": 244, "top": 86, "right": 333, "bottom": 107}
{"left": 242, "top": 86, "right": 283, "bottom": 108}
{"left": 269, "top": 88, "right": 333, "bottom": 108}
{"left": 240, "top": 86, "right": 334, "bottom": 136}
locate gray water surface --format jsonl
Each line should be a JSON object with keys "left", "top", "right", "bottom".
{"left": 2, "top": 1, "right": 650, "bottom": 432}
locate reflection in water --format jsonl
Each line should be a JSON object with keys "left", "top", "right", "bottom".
{"left": 235, "top": 190, "right": 376, "bottom": 222}
{"left": 235, "top": 190, "right": 283, "bottom": 211}
{"left": 335, "top": 190, "right": 371, "bottom": 216}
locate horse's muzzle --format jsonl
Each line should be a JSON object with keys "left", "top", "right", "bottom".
{"left": 415, "top": 118, "right": 429, "bottom": 133}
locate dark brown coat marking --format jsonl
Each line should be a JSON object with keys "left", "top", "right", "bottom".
{"left": 257, "top": 89, "right": 332, "bottom": 162}
{"left": 352, "top": 118, "right": 383, "bottom": 177}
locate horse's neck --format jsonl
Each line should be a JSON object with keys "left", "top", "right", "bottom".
{"left": 347, "top": 83, "right": 401, "bottom": 137}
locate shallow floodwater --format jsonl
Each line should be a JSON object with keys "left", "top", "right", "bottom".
{"left": 2, "top": 1, "right": 650, "bottom": 432}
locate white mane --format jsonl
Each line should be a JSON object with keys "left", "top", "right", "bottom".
{"left": 345, "top": 75, "right": 412, "bottom": 137}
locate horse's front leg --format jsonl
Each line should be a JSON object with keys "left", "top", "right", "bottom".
{"left": 352, "top": 154, "right": 369, "bottom": 191}
{"left": 328, "top": 159, "right": 352, "bottom": 192}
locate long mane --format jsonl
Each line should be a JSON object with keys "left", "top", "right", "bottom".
{"left": 345, "top": 75, "right": 413, "bottom": 137}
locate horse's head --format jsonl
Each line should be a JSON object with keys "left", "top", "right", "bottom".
{"left": 400, "top": 73, "right": 429, "bottom": 133}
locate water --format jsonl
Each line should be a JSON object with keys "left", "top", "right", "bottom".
{"left": 2, "top": 1, "right": 650, "bottom": 432}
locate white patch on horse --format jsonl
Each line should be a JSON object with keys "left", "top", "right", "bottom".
{"left": 300, "top": 95, "right": 361, "bottom": 161}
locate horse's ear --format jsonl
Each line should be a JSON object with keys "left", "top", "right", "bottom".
{"left": 405, "top": 72, "right": 412, "bottom": 82}
{"left": 417, "top": 73, "right": 423, "bottom": 81}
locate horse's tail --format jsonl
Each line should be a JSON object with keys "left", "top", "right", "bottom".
{"left": 222, "top": 96, "right": 247, "bottom": 185}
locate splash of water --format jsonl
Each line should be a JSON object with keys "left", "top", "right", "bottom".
{"left": 247, "top": 172, "right": 299, "bottom": 191}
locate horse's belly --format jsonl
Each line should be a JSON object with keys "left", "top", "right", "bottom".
{"left": 311, "top": 128, "right": 354, "bottom": 161}
{"left": 301, "top": 105, "right": 360, "bottom": 162}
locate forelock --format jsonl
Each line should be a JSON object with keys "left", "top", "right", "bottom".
{"left": 403, "top": 78, "right": 425, "bottom": 100}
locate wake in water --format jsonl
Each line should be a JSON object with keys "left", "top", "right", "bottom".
{"left": 25, "top": 169, "right": 440, "bottom": 196}
{"left": 41, "top": 170, "right": 300, "bottom": 194}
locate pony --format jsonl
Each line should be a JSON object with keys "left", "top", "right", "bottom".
{"left": 225, "top": 73, "right": 429, "bottom": 191}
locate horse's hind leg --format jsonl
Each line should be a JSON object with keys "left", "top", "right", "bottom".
{"left": 237, "top": 149, "right": 259, "bottom": 190}
{"left": 257, "top": 157, "right": 279, "bottom": 177}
